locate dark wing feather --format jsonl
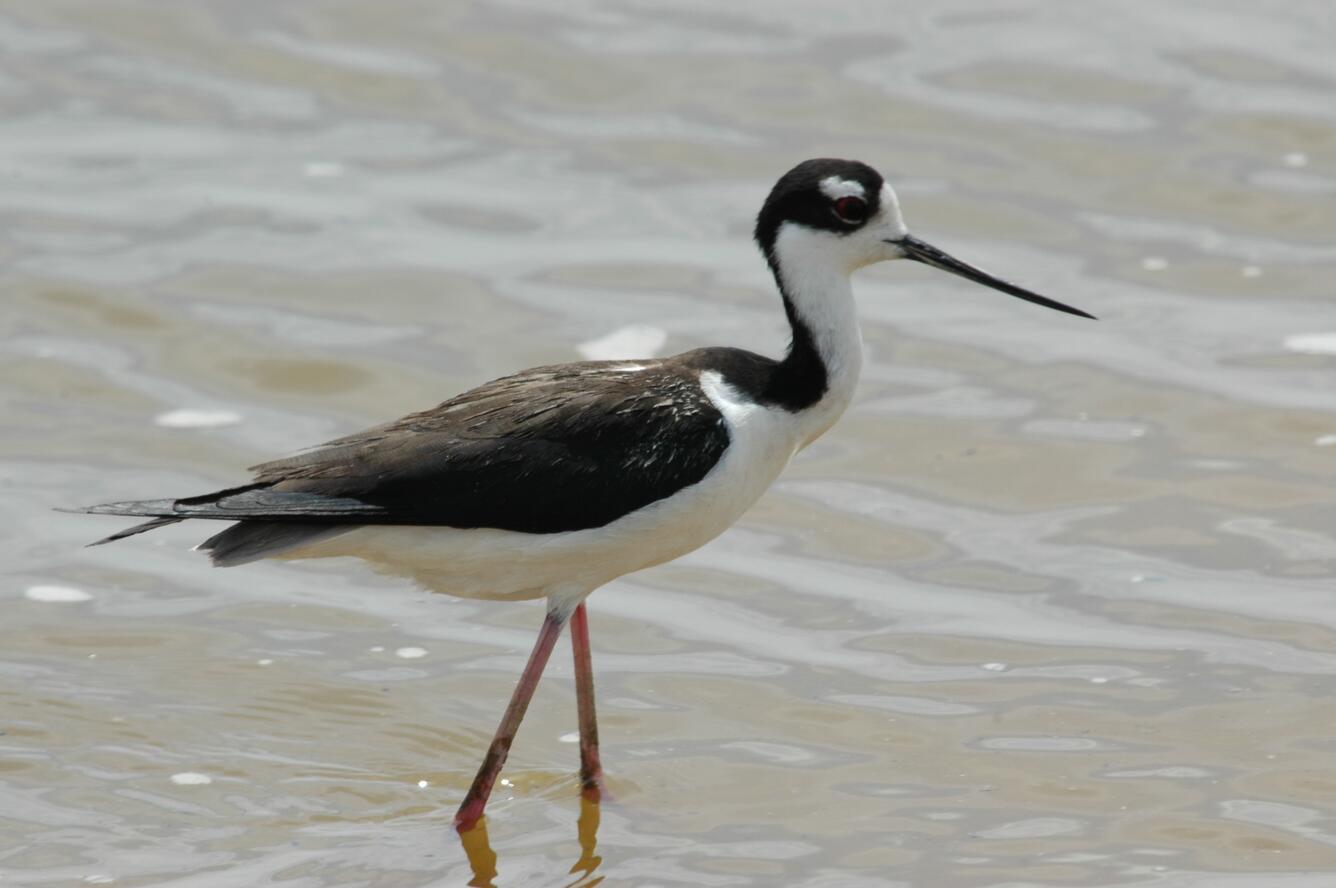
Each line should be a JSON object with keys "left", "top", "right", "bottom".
{"left": 80, "top": 356, "right": 735, "bottom": 535}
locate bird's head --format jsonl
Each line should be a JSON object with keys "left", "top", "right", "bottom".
{"left": 754, "top": 158, "right": 1094, "bottom": 319}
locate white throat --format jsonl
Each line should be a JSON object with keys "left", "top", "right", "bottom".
{"left": 770, "top": 222, "right": 865, "bottom": 447}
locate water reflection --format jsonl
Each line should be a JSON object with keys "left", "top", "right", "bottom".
{"left": 459, "top": 795, "right": 604, "bottom": 888}
{"left": 570, "top": 796, "right": 605, "bottom": 887}
{"left": 458, "top": 820, "right": 499, "bottom": 887}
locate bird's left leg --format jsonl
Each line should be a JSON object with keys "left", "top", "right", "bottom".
{"left": 455, "top": 603, "right": 570, "bottom": 832}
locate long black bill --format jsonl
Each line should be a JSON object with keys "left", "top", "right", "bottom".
{"left": 895, "top": 235, "right": 1095, "bottom": 320}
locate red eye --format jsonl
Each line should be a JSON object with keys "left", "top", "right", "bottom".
{"left": 832, "top": 195, "right": 868, "bottom": 224}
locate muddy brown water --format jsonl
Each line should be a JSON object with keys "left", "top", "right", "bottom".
{"left": 4, "top": 1, "right": 1336, "bottom": 886}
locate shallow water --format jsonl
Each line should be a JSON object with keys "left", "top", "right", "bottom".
{"left": 4, "top": 1, "right": 1336, "bottom": 885}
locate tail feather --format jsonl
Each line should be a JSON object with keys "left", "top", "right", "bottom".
{"left": 197, "top": 522, "right": 351, "bottom": 567}
{"left": 72, "top": 488, "right": 356, "bottom": 565}
{"left": 86, "top": 516, "right": 184, "bottom": 547}
{"left": 75, "top": 499, "right": 185, "bottom": 518}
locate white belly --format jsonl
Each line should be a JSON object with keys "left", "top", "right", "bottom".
{"left": 281, "top": 371, "right": 806, "bottom": 607}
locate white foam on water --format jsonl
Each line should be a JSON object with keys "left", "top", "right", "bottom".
{"left": 1283, "top": 333, "right": 1336, "bottom": 355}
{"left": 169, "top": 772, "right": 212, "bottom": 785}
{"left": 577, "top": 324, "right": 668, "bottom": 361}
{"left": 394, "top": 646, "right": 427, "bottom": 659}
{"left": 25, "top": 585, "right": 92, "bottom": 603}
{"left": 154, "top": 408, "right": 242, "bottom": 428}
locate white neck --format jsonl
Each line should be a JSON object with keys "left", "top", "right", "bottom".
{"left": 770, "top": 223, "right": 865, "bottom": 447}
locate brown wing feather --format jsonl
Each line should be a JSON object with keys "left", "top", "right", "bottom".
{"left": 84, "top": 357, "right": 733, "bottom": 535}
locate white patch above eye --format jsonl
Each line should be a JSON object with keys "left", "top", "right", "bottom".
{"left": 818, "top": 176, "right": 866, "bottom": 201}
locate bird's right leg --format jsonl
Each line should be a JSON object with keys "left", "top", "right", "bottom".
{"left": 455, "top": 604, "right": 570, "bottom": 832}
{"left": 569, "top": 600, "right": 604, "bottom": 795}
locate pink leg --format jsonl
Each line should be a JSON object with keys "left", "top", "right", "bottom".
{"left": 570, "top": 601, "right": 604, "bottom": 794}
{"left": 455, "top": 607, "right": 569, "bottom": 832}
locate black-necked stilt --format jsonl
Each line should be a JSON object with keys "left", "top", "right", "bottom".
{"left": 78, "top": 158, "right": 1093, "bottom": 831}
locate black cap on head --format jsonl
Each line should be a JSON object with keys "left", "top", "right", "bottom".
{"left": 754, "top": 158, "right": 885, "bottom": 262}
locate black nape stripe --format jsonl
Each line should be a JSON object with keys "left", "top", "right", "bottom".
{"left": 767, "top": 297, "right": 827, "bottom": 411}
{"left": 679, "top": 299, "right": 826, "bottom": 413}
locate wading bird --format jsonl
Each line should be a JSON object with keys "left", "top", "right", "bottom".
{"left": 79, "top": 158, "right": 1093, "bottom": 831}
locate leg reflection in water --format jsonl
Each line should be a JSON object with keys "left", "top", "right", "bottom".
{"left": 569, "top": 792, "right": 602, "bottom": 882}
{"left": 457, "top": 793, "right": 603, "bottom": 888}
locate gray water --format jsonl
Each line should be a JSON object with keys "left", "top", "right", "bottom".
{"left": 4, "top": 1, "right": 1336, "bottom": 885}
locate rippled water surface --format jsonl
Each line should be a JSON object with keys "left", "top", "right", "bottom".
{"left": 4, "top": 1, "right": 1336, "bottom": 885}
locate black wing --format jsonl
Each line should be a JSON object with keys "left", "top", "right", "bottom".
{"left": 82, "top": 357, "right": 733, "bottom": 535}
